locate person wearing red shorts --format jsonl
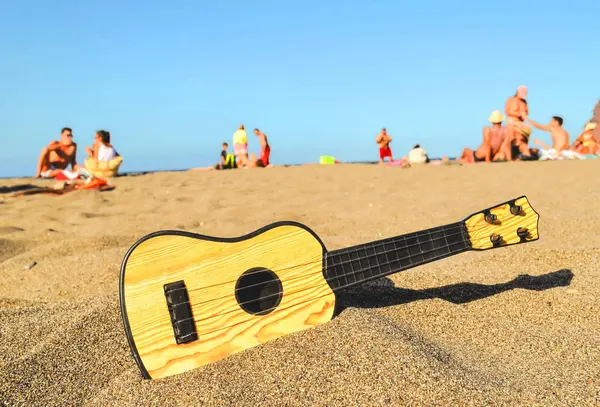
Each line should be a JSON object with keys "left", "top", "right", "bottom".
{"left": 250, "top": 128, "right": 272, "bottom": 168}
{"left": 376, "top": 128, "right": 393, "bottom": 163}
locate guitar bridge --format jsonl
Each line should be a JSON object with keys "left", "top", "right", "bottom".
{"left": 164, "top": 280, "right": 199, "bottom": 344}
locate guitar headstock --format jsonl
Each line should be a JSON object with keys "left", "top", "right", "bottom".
{"left": 463, "top": 196, "right": 540, "bottom": 250}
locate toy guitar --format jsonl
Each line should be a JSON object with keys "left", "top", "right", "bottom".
{"left": 119, "top": 196, "right": 540, "bottom": 380}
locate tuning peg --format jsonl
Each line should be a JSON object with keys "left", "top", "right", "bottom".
{"left": 510, "top": 204, "right": 523, "bottom": 215}
{"left": 517, "top": 227, "right": 529, "bottom": 242}
{"left": 490, "top": 233, "right": 503, "bottom": 246}
{"left": 484, "top": 213, "right": 497, "bottom": 224}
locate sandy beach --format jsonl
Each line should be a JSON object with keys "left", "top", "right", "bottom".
{"left": 1, "top": 162, "right": 599, "bottom": 406}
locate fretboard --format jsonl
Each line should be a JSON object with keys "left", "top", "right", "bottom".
{"left": 324, "top": 222, "right": 471, "bottom": 291}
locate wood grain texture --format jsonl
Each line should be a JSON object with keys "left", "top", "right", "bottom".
{"left": 122, "top": 224, "right": 336, "bottom": 380}
{"left": 464, "top": 196, "right": 540, "bottom": 250}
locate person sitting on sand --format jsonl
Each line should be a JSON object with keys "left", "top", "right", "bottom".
{"left": 94, "top": 130, "right": 117, "bottom": 162}
{"left": 460, "top": 110, "right": 509, "bottom": 163}
{"left": 376, "top": 128, "right": 393, "bottom": 164}
{"left": 233, "top": 124, "right": 248, "bottom": 167}
{"left": 528, "top": 116, "right": 578, "bottom": 160}
{"left": 216, "top": 142, "right": 237, "bottom": 170}
{"left": 191, "top": 142, "right": 237, "bottom": 171}
{"left": 35, "top": 127, "right": 79, "bottom": 178}
{"left": 504, "top": 85, "right": 533, "bottom": 160}
{"left": 85, "top": 132, "right": 102, "bottom": 159}
{"left": 408, "top": 144, "right": 430, "bottom": 164}
{"left": 571, "top": 122, "right": 598, "bottom": 155}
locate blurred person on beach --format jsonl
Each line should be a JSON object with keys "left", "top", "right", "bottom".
{"left": 215, "top": 142, "right": 237, "bottom": 170}
{"left": 376, "top": 128, "right": 393, "bottom": 164}
{"left": 408, "top": 144, "right": 429, "bottom": 164}
{"left": 34, "top": 127, "right": 79, "bottom": 178}
{"left": 85, "top": 130, "right": 117, "bottom": 162}
{"left": 233, "top": 124, "right": 248, "bottom": 167}
{"left": 571, "top": 122, "right": 598, "bottom": 155}
{"left": 504, "top": 85, "right": 533, "bottom": 160}
{"left": 246, "top": 129, "right": 273, "bottom": 168}
{"left": 191, "top": 142, "right": 237, "bottom": 171}
{"left": 459, "top": 110, "right": 509, "bottom": 163}
{"left": 84, "top": 132, "right": 101, "bottom": 159}
{"left": 528, "top": 116, "right": 578, "bottom": 160}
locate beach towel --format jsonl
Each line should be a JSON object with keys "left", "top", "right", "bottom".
{"left": 54, "top": 170, "right": 81, "bottom": 181}
{"left": 538, "top": 149, "right": 583, "bottom": 161}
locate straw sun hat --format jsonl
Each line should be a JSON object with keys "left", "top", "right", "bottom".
{"left": 488, "top": 110, "right": 505, "bottom": 124}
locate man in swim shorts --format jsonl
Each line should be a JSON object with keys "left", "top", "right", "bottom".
{"left": 233, "top": 124, "right": 248, "bottom": 167}
{"left": 504, "top": 85, "right": 533, "bottom": 160}
{"left": 252, "top": 128, "right": 271, "bottom": 167}
{"left": 376, "top": 128, "right": 393, "bottom": 164}
{"left": 34, "top": 127, "right": 79, "bottom": 178}
{"left": 460, "top": 110, "right": 509, "bottom": 163}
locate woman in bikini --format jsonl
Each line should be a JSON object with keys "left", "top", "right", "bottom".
{"left": 572, "top": 122, "right": 598, "bottom": 155}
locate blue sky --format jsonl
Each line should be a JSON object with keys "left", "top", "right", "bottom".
{"left": 1, "top": 0, "right": 598, "bottom": 177}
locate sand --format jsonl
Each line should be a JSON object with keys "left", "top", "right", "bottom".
{"left": 1, "top": 162, "right": 599, "bottom": 406}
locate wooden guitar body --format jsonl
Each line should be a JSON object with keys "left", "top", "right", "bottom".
{"left": 120, "top": 195, "right": 540, "bottom": 380}
{"left": 120, "top": 222, "right": 336, "bottom": 380}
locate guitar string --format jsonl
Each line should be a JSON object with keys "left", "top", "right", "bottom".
{"left": 165, "top": 222, "right": 462, "bottom": 296}
{"left": 173, "top": 231, "right": 504, "bottom": 329}
{"left": 166, "top": 228, "right": 467, "bottom": 310}
{"left": 166, "top": 224, "right": 465, "bottom": 298}
{"left": 167, "top": 220, "right": 520, "bottom": 315}
{"left": 154, "top": 209, "right": 527, "bottom": 296}
{"left": 172, "top": 243, "right": 475, "bottom": 342}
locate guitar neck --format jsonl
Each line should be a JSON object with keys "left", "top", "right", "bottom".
{"left": 324, "top": 221, "right": 471, "bottom": 291}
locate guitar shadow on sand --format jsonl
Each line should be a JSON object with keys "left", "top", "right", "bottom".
{"left": 335, "top": 269, "right": 574, "bottom": 313}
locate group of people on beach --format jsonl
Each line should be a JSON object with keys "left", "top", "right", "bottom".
{"left": 34, "top": 127, "right": 119, "bottom": 178}
{"left": 459, "top": 85, "right": 598, "bottom": 164}
{"left": 376, "top": 127, "right": 430, "bottom": 167}
{"left": 196, "top": 125, "right": 272, "bottom": 171}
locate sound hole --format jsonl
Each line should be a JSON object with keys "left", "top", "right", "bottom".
{"left": 235, "top": 267, "right": 283, "bottom": 316}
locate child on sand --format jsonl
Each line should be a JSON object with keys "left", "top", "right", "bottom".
{"left": 216, "top": 142, "right": 237, "bottom": 170}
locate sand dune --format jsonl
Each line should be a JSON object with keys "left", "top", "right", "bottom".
{"left": 1, "top": 162, "right": 599, "bottom": 406}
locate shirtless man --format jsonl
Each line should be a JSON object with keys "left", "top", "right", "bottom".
{"left": 247, "top": 129, "right": 272, "bottom": 168}
{"left": 460, "top": 110, "right": 509, "bottom": 163}
{"left": 504, "top": 85, "right": 532, "bottom": 160}
{"left": 528, "top": 116, "right": 572, "bottom": 159}
{"left": 34, "top": 127, "right": 78, "bottom": 178}
{"left": 376, "top": 128, "right": 393, "bottom": 164}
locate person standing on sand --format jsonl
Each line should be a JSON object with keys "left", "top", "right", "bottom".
{"left": 35, "top": 127, "right": 79, "bottom": 178}
{"left": 376, "top": 128, "right": 393, "bottom": 164}
{"left": 252, "top": 128, "right": 271, "bottom": 167}
{"left": 460, "top": 110, "right": 509, "bottom": 163}
{"left": 233, "top": 124, "right": 248, "bottom": 167}
{"left": 504, "top": 85, "right": 533, "bottom": 160}
{"left": 528, "top": 116, "right": 576, "bottom": 160}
